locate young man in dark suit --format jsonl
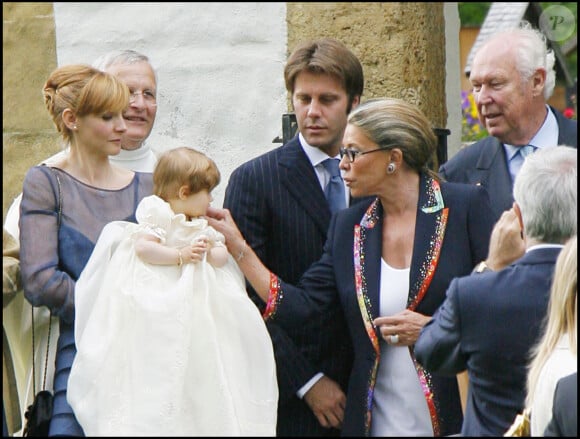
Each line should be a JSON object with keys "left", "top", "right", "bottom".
{"left": 222, "top": 38, "right": 364, "bottom": 436}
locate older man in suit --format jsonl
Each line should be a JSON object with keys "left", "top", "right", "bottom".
{"left": 415, "top": 146, "right": 577, "bottom": 436}
{"left": 440, "top": 22, "right": 577, "bottom": 223}
{"left": 223, "top": 38, "right": 365, "bottom": 436}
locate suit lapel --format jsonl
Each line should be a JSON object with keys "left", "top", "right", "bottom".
{"left": 354, "top": 200, "right": 382, "bottom": 356}
{"left": 475, "top": 137, "right": 513, "bottom": 216}
{"left": 553, "top": 106, "right": 578, "bottom": 147}
{"left": 408, "top": 174, "right": 448, "bottom": 310}
{"left": 278, "top": 140, "right": 331, "bottom": 235}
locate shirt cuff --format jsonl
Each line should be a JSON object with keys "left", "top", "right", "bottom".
{"left": 297, "top": 372, "right": 324, "bottom": 399}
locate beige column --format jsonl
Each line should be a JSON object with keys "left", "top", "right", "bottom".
{"left": 287, "top": 2, "right": 448, "bottom": 167}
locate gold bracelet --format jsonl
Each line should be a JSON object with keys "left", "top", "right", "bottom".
{"left": 236, "top": 241, "right": 247, "bottom": 262}
{"left": 177, "top": 249, "right": 183, "bottom": 267}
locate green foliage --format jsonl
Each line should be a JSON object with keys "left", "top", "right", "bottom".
{"left": 458, "top": 2, "right": 491, "bottom": 26}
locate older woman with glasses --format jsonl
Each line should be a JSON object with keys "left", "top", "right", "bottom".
{"left": 207, "top": 98, "right": 495, "bottom": 437}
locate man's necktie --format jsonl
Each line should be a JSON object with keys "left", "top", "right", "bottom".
{"left": 511, "top": 145, "right": 537, "bottom": 182}
{"left": 322, "top": 158, "right": 346, "bottom": 214}
{"left": 518, "top": 145, "right": 537, "bottom": 159}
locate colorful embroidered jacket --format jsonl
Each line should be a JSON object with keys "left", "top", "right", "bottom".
{"left": 264, "top": 173, "right": 495, "bottom": 436}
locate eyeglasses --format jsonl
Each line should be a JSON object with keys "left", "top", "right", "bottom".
{"left": 129, "top": 90, "right": 157, "bottom": 106}
{"left": 339, "top": 146, "right": 392, "bottom": 163}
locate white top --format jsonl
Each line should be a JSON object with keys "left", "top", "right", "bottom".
{"left": 109, "top": 143, "right": 158, "bottom": 172}
{"left": 530, "top": 334, "right": 576, "bottom": 436}
{"left": 371, "top": 260, "right": 433, "bottom": 436}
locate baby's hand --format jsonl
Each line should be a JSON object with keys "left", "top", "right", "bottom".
{"left": 180, "top": 238, "right": 208, "bottom": 264}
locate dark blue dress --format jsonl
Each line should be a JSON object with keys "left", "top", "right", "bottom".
{"left": 20, "top": 165, "right": 153, "bottom": 436}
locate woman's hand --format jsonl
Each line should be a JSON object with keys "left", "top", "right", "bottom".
{"left": 205, "top": 207, "right": 247, "bottom": 257}
{"left": 373, "top": 309, "right": 431, "bottom": 346}
{"left": 205, "top": 206, "right": 272, "bottom": 303}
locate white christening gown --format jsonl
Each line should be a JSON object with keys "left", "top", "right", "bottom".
{"left": 67, "top": 195, "right": 278, "bottom": 436}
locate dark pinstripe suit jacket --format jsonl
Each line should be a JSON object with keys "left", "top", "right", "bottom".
{"left": 439, "top": 107, "right": 577, "bottom": 223}
{"left": 224, "top": 137, "right": 360, "bottom": 436}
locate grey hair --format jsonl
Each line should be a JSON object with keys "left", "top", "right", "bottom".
{"left": 484, "top": 21, "right": 556, "bottom": 99}
{"left": 92, "top": 49, "right": 157, "bottom": 82}
{"left": 347, "top": 98, "right": 437, "bottom": 175}
{"left": 514, "top": 146, "right": 577, "bottom": 243}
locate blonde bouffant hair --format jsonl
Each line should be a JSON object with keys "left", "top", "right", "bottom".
{"left": 42, "top": 64, "right": 130, "bottom": 144}
{"left": 153, "top": 147, "right": 221, "bottom": 200}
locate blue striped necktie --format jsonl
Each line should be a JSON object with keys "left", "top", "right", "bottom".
{"left": 322, "top": 158, "right": 346, "bottom": 214}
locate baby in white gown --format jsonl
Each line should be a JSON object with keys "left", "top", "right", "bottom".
{"left": 67, "top": 147, "right": 278, "bottom": 436}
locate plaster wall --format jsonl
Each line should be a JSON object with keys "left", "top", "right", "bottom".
{"left": 53, "top": 2, "right": 288, "bottom": 210}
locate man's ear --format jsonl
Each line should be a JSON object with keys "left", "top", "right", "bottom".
{"left": 350, "top": 95, "right": 361, "bottom": 111}
{"left": 531, "top": 67, "right": 546, "bottom": 98}
{"left": 513, "top": 202, "right": 524, "bottom": 236}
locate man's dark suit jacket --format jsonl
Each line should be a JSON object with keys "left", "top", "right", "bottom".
{"left": 265, "top": 173, "right": 495, "bottom": 436}
{"left": 224, "top": 136, "right": 361, "bottom": 436}
{"left": 415, "top": 247, "right": 562, "bottom": 436}
{"left": 544, "top": 372, "right": 577, "bottom": 437}
{"left": 439, "top": 107, "right": 577, "bottom": 222}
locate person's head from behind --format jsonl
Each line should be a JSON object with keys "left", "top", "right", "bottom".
{"left": 154, "top": 147, "right": 220, "bottom": 219}
{"left": 93, "top": 49, "right": 158, "bottom": 151}
{"left": 525, "top": 235, "right": 577, "bottom": 406}
{"left": 469, "top": 21, "right": 555, "bottom": 146}
{"left": 513, "top": 146, "right": 577, "bottom": 245}
{"left": 43, "top": 64, "right": 129, "bottom": 154}
{"left": 284, "top": 37, "right": 364, "bottom": 156}
{"left": 341, "top": 98, "right": 437, "bottom": 198}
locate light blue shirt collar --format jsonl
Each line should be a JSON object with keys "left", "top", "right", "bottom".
{"left": 505, "top": 105, "right": 559, "bottom": 160}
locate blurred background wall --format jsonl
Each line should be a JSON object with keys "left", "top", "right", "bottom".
{"left": 4, "top": 2, "right": 460, "bottom": 219}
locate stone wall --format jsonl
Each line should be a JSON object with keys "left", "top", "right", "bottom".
{"left": 3, "top": 3, "right": 60, "bottom": 220}
{"left": 287, "top": 3, "right": 447, "bottom": 127}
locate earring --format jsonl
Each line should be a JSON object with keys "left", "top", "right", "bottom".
{"left": 73, "top": 125, "right": 77, "bottom": 130}
{"left": 387, "top": 163, "right": 396, "bottom": 174}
